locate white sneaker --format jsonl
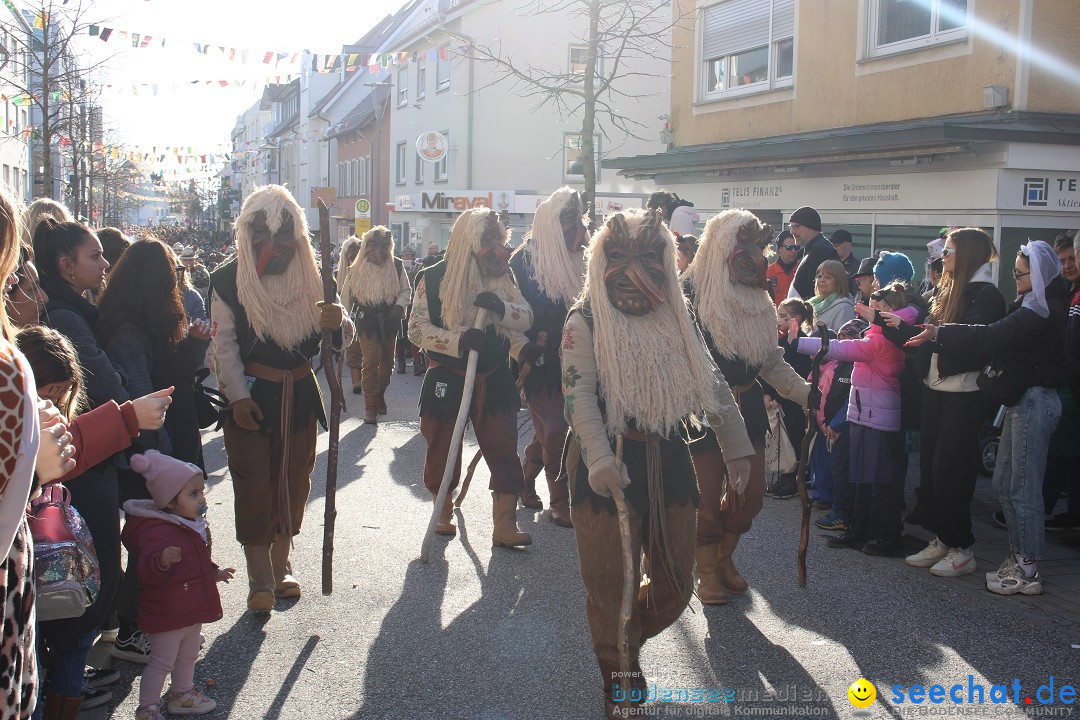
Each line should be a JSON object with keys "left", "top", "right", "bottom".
{"left": 986, "top": 565, "right": 1043, "bottom": 595}
{"left": 929, "top": 548, "right": 977, "bottom": 577}
{"left": 985, "top": 556, "right": 1017, "bottom": 582}
{"left": 905, "top": 537, "right": 948, "bottom": 568}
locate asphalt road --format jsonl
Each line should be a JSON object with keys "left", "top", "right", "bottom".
{"left": 87, "top": 365, "right": 1078, "bottom": 720}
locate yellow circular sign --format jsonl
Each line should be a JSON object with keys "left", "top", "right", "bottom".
{"left": 355, "top": 199, "right": 371, "bottom": 218}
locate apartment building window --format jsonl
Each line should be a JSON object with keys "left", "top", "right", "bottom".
{"left": 415, "top": 151, "right": 425, "bottom": 185}
{"left": 436, "top": 45, "right": 451, "bottom": 91}
{"left": 563, "top": 134, "right": 600, "bottom": 182}
{"left": 338, "top": 162, "right": 347, "bottom": 196}
{"left": 416, "top": 56, "right": 427, "bottom": 100}
{"left": 2, "top": 166, "right": 9, "bottom": 187}
{"left": 397, "top": 66, "right": 408, "bottom": 107}
{"left": 396, "top": 142, "right": 407, "bottom": 184}
{"left": 700, "top": 0, "right": 794, "bottom": 101}
{"left": 568, "top": 45, "right": 603, "bottom": 84}
{"left": 868, "top": 0, "right": 968, "bottom": 57}
{"left": 434, "top": 131, "right": 448, "bottom": 182}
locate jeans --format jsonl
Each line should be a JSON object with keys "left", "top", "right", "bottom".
{"left": 993, "top": 386, "right": 1062, "bottom": 560}
{"left": 31, "top": 626, "right": 97, "bottom": 719}
{"left": 830, "top": 429, "right": 853, "bottom": 519}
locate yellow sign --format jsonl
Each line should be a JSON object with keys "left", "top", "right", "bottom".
{"left": 354, "top": 218, "right": 372, "bottom": 236}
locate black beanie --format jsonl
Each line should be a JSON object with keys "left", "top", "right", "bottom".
{"left": 789, "top": 206, "right": 821, "bottom": 232}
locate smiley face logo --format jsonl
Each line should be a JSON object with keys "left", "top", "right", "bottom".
{"left": 848, "top": 678, "right": 877, "bottom": 708}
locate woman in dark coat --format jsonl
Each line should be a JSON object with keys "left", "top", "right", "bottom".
{"left": 34, "top": 219, "right": 123, "bottom": 716}
{"left": 95, "top": 238, "right": 210, "bottom": 662}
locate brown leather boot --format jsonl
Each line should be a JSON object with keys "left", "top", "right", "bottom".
{"left": 350, "top": 367, "right": 363, "bottom": 395}
{"left": 243, "top": 544, "right": 275, "bottom": 613}
{"left": 376, "top": 390, "right": 388, "bottom": 416}
{"left": 695, "top": 544, "right": 728, "bottom": 605}
{"left": 718, "top": 531, "right": 748, "bottom": 593}
{"left": 433, "top": 494, "right": 456, "bottom": 536}
{"left": 519, "top": 456, "right": 544, "bottom": 509}
{"left": 547, "top": 475, "right": 573, "bottom": 528}
{"left": 492, "top": 492, "right": 532, "bottom": 547}
{"left": 364, "top": 396, "right": 378, "bottom": 424}
{"left": 270, "top": 536, "right": 301, "bottom": 598}
{"left": 43, "top": 691, "right": 84, "bottom": 720}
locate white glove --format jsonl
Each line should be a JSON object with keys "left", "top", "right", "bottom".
{"left": 588, "top": 456, "right": 630, "bottom": 499}
{"left": 725, "top": 455, "right": 753, "bottom": 501}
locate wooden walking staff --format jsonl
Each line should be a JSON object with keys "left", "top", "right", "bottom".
{"left": 317, "top": 198, "right": 345, "bottom": 595}
{"left": 420, "top": 308, "right": 490, "bottom": 563}
{"left": 795, "top": 321, "right": 830, "bottom": 588}
{"left": 612, "top": 435, "right": 634, "bottom": 712}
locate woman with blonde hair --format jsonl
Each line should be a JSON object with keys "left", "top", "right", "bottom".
{"left": 809, "top": 259, "right": 855, "bottom": 333}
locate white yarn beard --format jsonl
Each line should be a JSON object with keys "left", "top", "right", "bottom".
{"left": 684, "top": 210, "right": 778, "bottom": 368}
{"left": 346, "top": 255, "right": 400, "bottom": 307}
{"left": 234, "top": 188, "right": 322, "bottom": 350}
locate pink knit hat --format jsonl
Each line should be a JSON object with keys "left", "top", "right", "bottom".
{"left": 130, "top": 450, "right": 202, "bottom": 509}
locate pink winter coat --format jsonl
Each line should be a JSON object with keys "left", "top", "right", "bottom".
{"left": 797, "top": 306, "right": 916, "bottom": 431}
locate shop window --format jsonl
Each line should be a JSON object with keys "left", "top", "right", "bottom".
{"left": 700, "top": 0, "right": 794, "bottom": 101}
{"left": 867, "top": 0, "right": 968, "bottom": 58}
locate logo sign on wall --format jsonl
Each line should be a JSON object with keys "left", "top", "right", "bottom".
{"left": 416, "top": 131, "right": 448, "bottom": 163}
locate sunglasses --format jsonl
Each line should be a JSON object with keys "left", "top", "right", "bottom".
{"left": 941, "top": 247, "right": 954, "bottom": 258}
{"left": 780, "top": 244, "right": 797, "bottom": 251}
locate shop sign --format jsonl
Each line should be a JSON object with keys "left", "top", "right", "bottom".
{"left": 394, "top": 190, "right": 514, "bottom": 213}
{"left": 998, "top": 170, "right": 1080, "bottom": 212}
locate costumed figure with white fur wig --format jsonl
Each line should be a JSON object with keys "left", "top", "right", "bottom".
{"left": 408, "top": 207, "right": 535, "bottom": 547}
{"left": 559, "top": 208, "right": 753, "bottom": 718}
{"left": 341, "top": 226, "right": 412, "bottom": 424}
{"left": 122, "top": 450, "right": 234, "bottom": 720}
{"left": 508, "top": 187, "right": 589, "bottom": 527}
{"left": 337, "top": 235, "right": 364, "bottom": 394}
{"left": 208, "top": 185, "right": 351, "bottom": 614}
{"left": 681, "top": 209, "right": 812, "bottom": 605}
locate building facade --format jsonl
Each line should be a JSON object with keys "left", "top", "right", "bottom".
{"left": 0, "top": 12, "right": 31, "bottom": 202}
{"left": 608, "top": 0, "right": 1080, "bottom": 296}
{"left": 381, "top": 0, "right": 671, "bottom": 250}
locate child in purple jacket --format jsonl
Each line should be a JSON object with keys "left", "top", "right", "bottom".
{"left": 121, "top": 451, "right": 235, "bottom": 720}
{"left": 798, "top": 284, "right": 916, "bottom": 555}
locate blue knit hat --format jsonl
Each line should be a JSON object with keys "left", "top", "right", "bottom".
{"left": 874, "top": 252, "right": 915, "bottom": 285}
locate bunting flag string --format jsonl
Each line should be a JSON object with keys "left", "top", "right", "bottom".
{"left": 97, "top": 76, "right": 298, "bottom": 94}
{"left": 83, "top": 23, "right": 466, "bottom": 76}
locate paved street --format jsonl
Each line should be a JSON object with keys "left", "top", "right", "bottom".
{"left": 89, "top": 366, "right": 1080, "bottom": 720}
